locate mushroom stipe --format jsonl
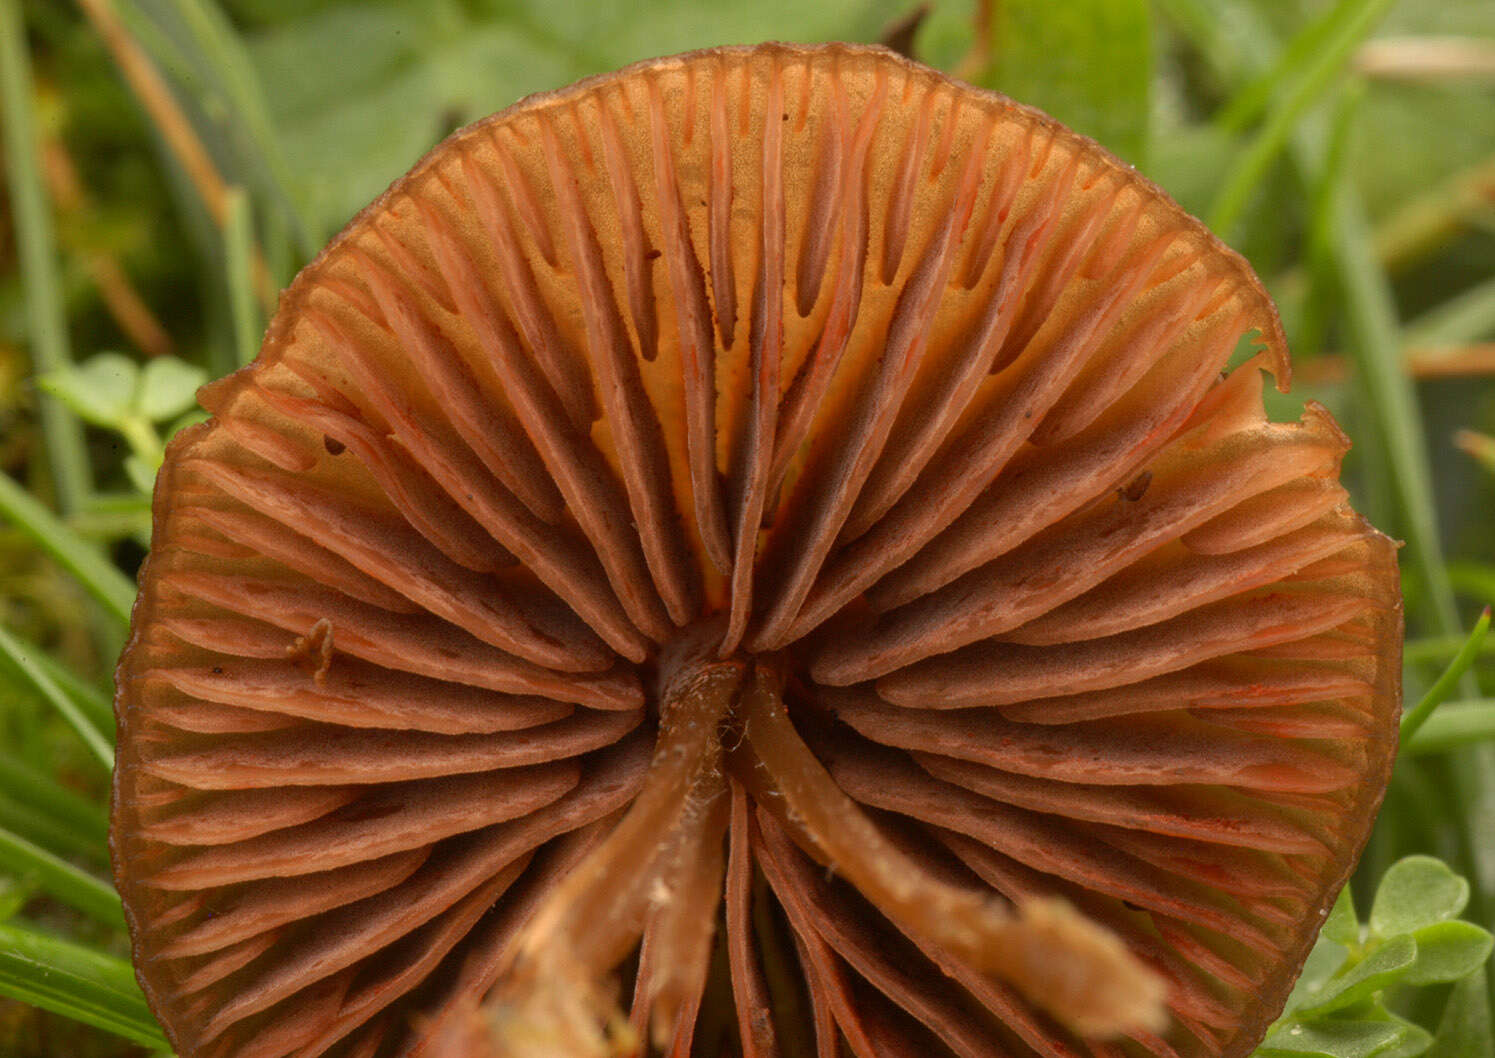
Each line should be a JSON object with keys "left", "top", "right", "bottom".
{"left": 112, "top": 42, "right": 1402, "bottom": 1058}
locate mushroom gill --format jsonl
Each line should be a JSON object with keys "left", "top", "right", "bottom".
{"left": 111, "top": 42, "right": 1402, "bottom": 1058}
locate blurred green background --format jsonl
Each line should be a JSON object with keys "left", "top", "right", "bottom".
{"left": 1, "top": 1, "right": 1493, "bottom": 1055}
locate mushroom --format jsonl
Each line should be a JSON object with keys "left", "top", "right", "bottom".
{"left": 112, "top": 42, "right": 1402, "bottom": 1058}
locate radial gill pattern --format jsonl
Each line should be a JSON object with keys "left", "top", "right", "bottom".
{"left": 113, "top": 42, "right": 1402, "bottom": 1058}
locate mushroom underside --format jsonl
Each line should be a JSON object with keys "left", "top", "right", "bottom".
{"left": 112, "top": 43, "right": 1402, "bottom": 1058}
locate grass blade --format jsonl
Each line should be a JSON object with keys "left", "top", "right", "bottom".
{"left": 1207, "top": 0, "right": 1396, "bottom": 237}
{"left": 161, "top": 0, "right": 322, "bottom": 253}
{"left": 0, "top": 826, "right": 124, "bottom": 929}
{"left": 0, "top": 797, "right": 108, "bottom": 868}
{"left": 34, "top": 651, "right": 116, "bottom": 740}
{"left": 1295, "top": 78, "right": 1363, "bottom": 363}
{"left": 0, "top": 919, "right": 166, "bottom": 1048}
{"left": 0, "top": 470, "right": 137, "bottom": 627}
{"left": 0, "top": 625, "right": 113, "bottom": 770}
{"left": 1212, "top": 0, "right": 1371, "bottom": 134}
{"left": 76, "top": 0, "right": 276, "bottom": 314}
{"left": 225, "top": 184, "right": 262, "bottom": 367}
{"left": 0, "top": 0, "right": 92, "bottom": 514}
{"left": 1405, "top": 273, "right": 1495, "bottom": 349}
{"left": 0, "top": 750, "right": 109, "bottom": 862}
{"left": 1402, "top": 608, "right": 1491, "bottom": 742}
{"left": 1405, "top": 634, "right": 1495, "bottom": 667}
{"left": 1405, "top": 701, "right": 1495, "bottom": 757}
{"left": 1433, "top": 966, "right": 1493, "bottom": 1055}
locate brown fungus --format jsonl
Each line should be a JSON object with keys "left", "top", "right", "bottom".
{"left": 113, "top": 42, "right": 1402, "bottom": 1058}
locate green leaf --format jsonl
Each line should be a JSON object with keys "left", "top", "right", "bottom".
{"left": 0, "top": 875, "right": 32, "bottom": 922}
{"left": 37, "top": 353, "right": 139, "bottom": 428}
{"left": 977, "top": 0, "right": 1152, "bottom": 165}
{"left": 1370, "top": 856, "right": 1470, "bottom": 937}
{"left": 0, "top": 624, "right": 113, "bottom": 770}
{"left": 124, "top": 454, "right": 157, "bottom": 495}
{"left": 1405, "top": 273, "right": 1495, "bottom": 349}
{"left": 1206, "top": 0, "right": 1398, "bottom": 238}
{"left": 1142, "top": 120, "right": 1236, "bottom": 220}
{"left": 0, "top": 919, "right": 167, "bottom": 1048}
{"left": 1402, "top": 921, "right": 1493, "bottom": 986}
{"left": 0, "top": 826, "right": 124, "bottom": 929}
{"left": 1282, "top": 935, "right": 1352, "bottom": 1018}
{"left": 0, "top": 469, "right": 139, "bottom": 628}
{"left": 0, "top": 797, "right": 104, "bottom": 869}
{"left": 1324, "top": 885, "right": 1360, "bottom": 946}
{"left": 1294, "top": 934, "right": 1418, "bottom": 1017}
{"left": 0, "top": 0, "right": 92, "bottom": 515}
{"left": 1372, "top": 1015, "right": 1433, "bottom": 1058}
{"left": 252, "top": 0, "right": 905, "bottom": 233}
{"left": 135, "top": 355, "right": 208, "bottom": 422}
{"left": 224, "top": 184, "right": 263, "bottom": 368}
{"left": 1401, "top": 610, "right": 1491, "bottom": 743}
{"left": 33, "top": 651, "right": 115, "bottom": 743}
{"left": 1432, "top": 968, "right": 1494, "bottom": 1058}
{"left": 1404, "top": 700, "right": 1495, "bottom": 756}
{"left": 1258, "top": 1019, "right": 1408, "bottom": 1058}
{"left": 0, "top": 750, "right": 110, "bottom": 864}
{"left": 167, "top": 409, "right": 211, "bottom": 438}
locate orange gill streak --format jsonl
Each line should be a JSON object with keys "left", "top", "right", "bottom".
{"left": 707, "top": 57, "right": 737, "bottom": 348}
{"left": 420, "top": 171, "right": 673, "bottom": 644}
{"left": 647, "top": 74, "right": 732, "bottom": 575}
{"left": 751, "top": 113, "right": 996, "bottom": 652}
{"left": 881, "top": 83, "right": 937, "bottom": 285}
{"left": 770, "top": 66, "right": 887, "bottom": 495}
{"left": 723, "top": 57, "right": 787, "bottom": 655}
{"left": 540, "top": 117, "right": 700, "bottom": 627}
{"left": 599, "top": 96, "right": 660, "bottom": 363}
{"left": 793, "top": 69, "right": 845, "bottom": 320}
{"left": 463, "top": 139, "right": 597, "bottom": 431}
{"left": 833, "top": 114, "right": 1036, "bottom": 548}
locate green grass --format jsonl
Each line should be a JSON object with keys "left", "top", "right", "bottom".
{"left": 0, "top": 1, "right": 1492, "bottom": 1056}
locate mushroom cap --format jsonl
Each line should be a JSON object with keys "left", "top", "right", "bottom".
{"left": 112, "top": 42, "right": 1402, "bottom": 1058}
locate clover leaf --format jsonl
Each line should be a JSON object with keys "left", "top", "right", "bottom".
{"left": 1323, "top": 885, "right": 1360, "bottom": 947}
{"left": 1294, "top": 935, "right": 1418, "bottom": 1017}
{"left": 38, "top": 353, "right": 208, "bottom": 493}
{"left": 37, "top": 353, "right": 139, "bottom": 428}
{"left": 1254, "top": 857, "right": 1493, "bottom": 1058}
{"left": 1259, "top": 1019, "right": 1410, "bottom": 1058}
{"left": 1432, "top": 968, "right": 1492, "bottom": 1057}
{"left": 1403, "top": 921, "right": 1494, "bottom": 987}
{"left": 1369, "top": 856, "right": 1471, "bottom": 938}
{"left": 136, "top": 357, "right": 209, "bottom": 423}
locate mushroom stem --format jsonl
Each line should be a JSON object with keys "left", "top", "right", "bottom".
{"left": 734, "top": 665, "right": 1170, "bottom": 1040}
{"left": 497, "top": 623, "right": 741, "bottom": 1054}
{"left": 634, "top": 784, "right": 730, "bottom": 1049}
